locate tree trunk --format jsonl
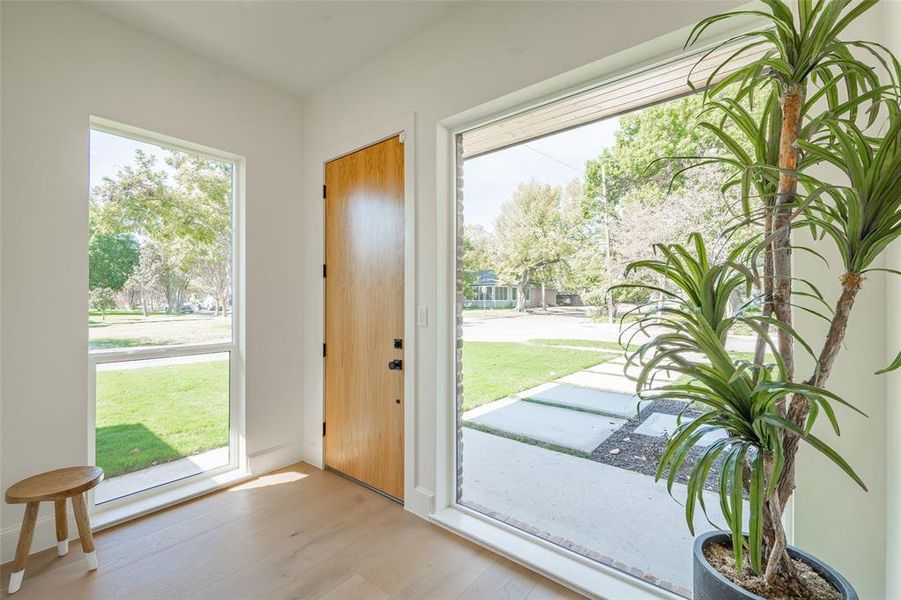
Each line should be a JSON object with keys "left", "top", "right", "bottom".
{"left": 139, "top": 280, "right": 148, "bottom": 317}
{"left": 541, "top": 281, "right": 546, "bottom": 311}
{"left": 516, "top": 270, "right": 531, "bottom": 312}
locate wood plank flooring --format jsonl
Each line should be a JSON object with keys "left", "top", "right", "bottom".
{"left": 1, "top": 463, "right": 584, "bottom": 599}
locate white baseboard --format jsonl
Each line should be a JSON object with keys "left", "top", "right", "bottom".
{"left": 300, "top": 440, "right": 323, "bottom": 469}
{"left": 1, "top": 507, "right": 77, "bottom": 565}
{"left": 247, "top": 440, "right": 305, "bottom": 475}
{"left": 405, "top": 485, "right": 435, "bottom": 518}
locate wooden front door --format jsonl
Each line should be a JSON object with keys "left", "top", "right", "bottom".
{"left": 324, "top": 135, "right": 405, "bottom": 501}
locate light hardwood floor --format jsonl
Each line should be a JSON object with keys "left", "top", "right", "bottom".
{"left": 1, "top": 463, "right": 584, "bottom": 599}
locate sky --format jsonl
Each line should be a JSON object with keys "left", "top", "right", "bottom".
{"left": 90, "top": 129, "right": 175, "bottom": 190}
{"left": 462, "top": 117, "right": 620, "bottom": 231}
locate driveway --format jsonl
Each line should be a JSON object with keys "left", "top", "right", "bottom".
{"left": 462, "top": 307, "right": 756, "bottom": 353}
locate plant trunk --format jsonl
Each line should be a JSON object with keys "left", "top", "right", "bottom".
{"left": 763, "top": 453, "right": 796, "bottom": 584}
{"left": 541, "top": 281, "right": 547, "bottom": 311}
{"left": 777, "top": 272, "right": 863, "bottom": 505}
{"left": 754, "top": 211, "right": 775, "bottom": 366}
{"left": 759, "top": 83, "right": 804, "bottom": 586}
{"left": 772, "top": 83, "right": 804, "bottom": 390}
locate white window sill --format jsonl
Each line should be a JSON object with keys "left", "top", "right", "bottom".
{"left": 92, "top": 468, "right": 253, "bottom": 532}
{"left": 430, "top": 506, "right": 680, "bottom": 600}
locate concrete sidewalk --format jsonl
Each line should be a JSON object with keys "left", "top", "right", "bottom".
{"left": 460, "top": 429, "right": 743, "bottom": 595}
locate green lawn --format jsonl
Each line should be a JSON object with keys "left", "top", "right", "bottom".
{"left": 529, "top": 338, "right": 635, "bottom": 352}
{"left": 96, "top": 359, "right": 229, "bottom": 478}
{"left": 89, "top": 313, "right": 231, "bottom": 350}
{"left": 461, "top": 342, "right": 609, "bottom": 411}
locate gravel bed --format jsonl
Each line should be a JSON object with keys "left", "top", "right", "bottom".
{"left": 590, "top": 399, "right": 724, "bottom": 492}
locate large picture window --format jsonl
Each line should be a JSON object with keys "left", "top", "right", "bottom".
{"left": 454, "top": 48, "right": 759, "bottom": 596}
{"left": 88, "top": 121, "right": 241, "bottom": 505}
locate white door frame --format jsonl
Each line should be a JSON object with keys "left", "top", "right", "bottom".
{"left": 314, "top": 113, "right": 423, "bottom": 511}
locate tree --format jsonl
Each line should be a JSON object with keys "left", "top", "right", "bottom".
{"left": 580, "top": 92, "right": 747, "bottom": 320}
{"left": 90, "top": 148, "right": 233, "bottom": 315}
{"left": 494, "top": 182, "right": 575, "bottom": 312}
{"left": 461, "top": 225, "right": 495, "bottom": 300}
{"left": 88, "top": 233, "right": 139, "bottom": 293}
{"left": 129, "top": 243, "right": 164, "bottom": 316}
{"left": 89, "top": 287, "right": 117, "bottom": 319}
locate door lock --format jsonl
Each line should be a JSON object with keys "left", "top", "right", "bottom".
{"left": 388, "top": 359, "right": 403, "bottom": 371}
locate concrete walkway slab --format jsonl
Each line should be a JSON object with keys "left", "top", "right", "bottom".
{"left": 633, "top": 412, "right": 728, "bottom": 446}
{"left": 557, "top": 370, "right": 637, "bottom": 394}
{"left": 467, "top": 400, "right": 625, "bottom": 452}
{"left": 589, "top": 361, "right": 679, "bottom": 382}
{"left": 460, "top": 428, "right": 746, "bottom": 594}
{"left": 519, "top": 382, "right": 642, "bottom": 418}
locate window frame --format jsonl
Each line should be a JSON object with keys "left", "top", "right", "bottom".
{"left": 86, "top": 117, "right": 246, "bottom": 517}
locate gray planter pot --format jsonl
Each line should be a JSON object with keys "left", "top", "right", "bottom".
{"left": 693, "top": 531, "right": 857, "bottom": 600}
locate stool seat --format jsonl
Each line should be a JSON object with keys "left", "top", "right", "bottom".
{"left": 5, "top": 466, "right": 104, "bottom": 594}
{"left": 6, "top": 466, "right": 103, "bottom": 503}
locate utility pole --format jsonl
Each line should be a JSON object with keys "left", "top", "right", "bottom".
{"left": 602, "top": 163, "right": 614, "bottom": 324}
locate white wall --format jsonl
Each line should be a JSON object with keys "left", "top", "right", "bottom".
{"left": 790, "top": 7, "right": 897, "bottom": 598}
{"left": 883, "top": 2, "right": 901, "bottom": 597}
{"left": 301, "top": 1, "right": 897, "bottom": 597}
{"left": 1, "top": 1, "right": 305, "bottom": 559}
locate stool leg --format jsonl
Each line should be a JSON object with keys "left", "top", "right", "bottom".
{"left": 71, "top": 494, "right": 97, "bottom": 571}
{"left": 8, "top": 502, "right": 38, "bottom": 594}
{"left": 54, "top": 498, "right": 69, "bottom": 556}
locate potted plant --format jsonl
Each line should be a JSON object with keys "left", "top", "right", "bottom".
{"left": 613, "top": 1, "right": 900, "bottom": 598}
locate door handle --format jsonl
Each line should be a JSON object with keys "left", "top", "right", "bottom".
{"left": 388, "top": 359, "right": 403, "bottom": 371}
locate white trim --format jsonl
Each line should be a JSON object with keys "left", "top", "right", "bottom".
{"left": 91, "top": 341, "right": 234, "bottom": 364}
{"left": 91, "top": 467, "right": 253, "bottom": 532}
{"left": 90, "top": 116, "right": 244, "bottom": 165}
{"left": 432, "top": 507, "right": 681, "bottom": 599}
{"left": 312, "top": 113, "right": 419, "bottom": 512}
{"left": 86, "top": 117, "right": 246, "bottom": 518}
{"left": 246, "top": 440, "right": 305, "bottom": 475}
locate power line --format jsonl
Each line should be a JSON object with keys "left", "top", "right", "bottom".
{"left": 523, "top": 144, "right": 581, "bottom": 172}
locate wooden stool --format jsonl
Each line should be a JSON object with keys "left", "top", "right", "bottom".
{"left": 5, "top": 466, "right": 104, "bottom": 594}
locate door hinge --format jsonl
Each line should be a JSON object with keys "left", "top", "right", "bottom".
{"left": 323, "top": 343, "right": 327, "bottom": 357}
{"left": 322, "top": 264, "right": 327, "bottom": 278}
{"left": 322, "top": 184, "right": 327, "bottom": 199}
{"left": 322, "top": 422, "right": 326, "bottom": 437}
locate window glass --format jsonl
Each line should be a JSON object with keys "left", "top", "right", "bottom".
{"left": 89, "top": 130, "right": 233, "bottom": 351}
{"left": 94, "top": 353, "right": 230, "bottom": 503}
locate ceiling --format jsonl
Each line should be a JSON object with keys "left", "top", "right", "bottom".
{"left": 85, "top": 1, "right": 459, "bottom": 98}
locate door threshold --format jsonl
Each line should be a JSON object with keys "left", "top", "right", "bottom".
{"left": 325, "top": 466, "right": 403, "bottom": 505}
